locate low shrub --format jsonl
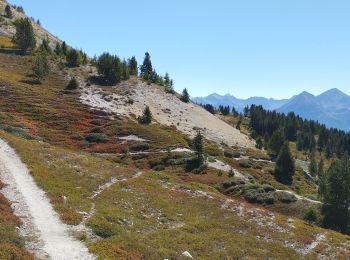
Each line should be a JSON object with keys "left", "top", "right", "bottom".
{"left": 85, "top": 133, "right": 107, "bottom": 143}
{"left": 244, "top": 189, "right": 274, "bottom": 204}
{"left": 130, "top": 142, "right": 150, "bottom": 151}
{"left": 224, "top": 150, "right": 241, "bottom": 158}
{"left": 275, "top": 191, "right": 297, "bottom": 203}
{"left": 148, "top": 159, "right": 163, "bottom": 168}
{"left": 239, "top": 160, "right": 252, "bottom": 168}
{"left": 153, "top": 165, "right": 165, "bottom": 171}
{"left": 303, "top": 208, "right": 319, "bottom": 224}
{"left": 262, "top": 184, "right": 276, "bottom": 192}
{"left": 222, "top": 178, "right": 241, "bottom": 189}
{"left": 89, "top": 127, "right": 104, "bottom": 133}
{"left": 1, "top": 126, "right": 40, "bottom": 141}
{"left": 91, "top": 119, "right": 103, "bottom": 126}
{"left": 65, "top": 77, "right": 79, "bottom": 90}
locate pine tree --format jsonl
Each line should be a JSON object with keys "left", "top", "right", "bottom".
{"left": 66, "top": 48, "right": 82, "bottom": 67}
{"left": 138, "top": 106, "right": 152, "bottom": 124}
{"left": 317, "top": 158, "right": 325, "bottom": 197}
{"left": 121, "top": 60, "right": 130, "bottom": 80}
{"left": 97, "top": 53, "right": 122, "bottom": 85}
{"left": 32, "top": 52, "right": 50, "bottom": 83}
{"left": 65, "top": 77, "right": 79, "bottom": 90}
{"left": 140, "top": 52, "right": 153, "bottom": 81}
{"left": 274, "top": 142, "right": 295, "bottom": 183}
{"left": 193, "top": 131, "right": 205, "bottom": 166}
{"left": 164, "top": 73, "right": 170, "bottom": 86}
{"left": 37, "top": 19, "right": 41, "bottom": 25}
{"left": 39, "top": 38, "right": 51, "bottom": 53}
{"left": 54, "top": 42, "right": 61, "bottom": 56}
{"left": 61, "top": 41, "right": 67, "bottom": 56}
{"left": 128, "top": 56, "right": 138, "bottom": 76}
{"left": 14, "top": 18, "right": 36, "bottom": 54}
{"left": 5, "top": 4, "right": 13, "bottom": 18}
{"left": 268, "top": 129, "right": 285, "bottom": 157}
{"left": 309, "top": 152, "right": 318, "bottom": 176}
{"left": 321, "top": 156, "right": 350, "bottom": 233}
{"left": 181, "top": 88, "right": 190, "bottom": 103}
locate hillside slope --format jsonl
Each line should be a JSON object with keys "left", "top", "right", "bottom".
{"left": 80, "top": 79, "right": 255, "bottom": 149}
{"left": 0, "top": 0, "right": 60, "bottom": 47}
{"left": 0, "top": 2, "right": 350, "bottom": 258}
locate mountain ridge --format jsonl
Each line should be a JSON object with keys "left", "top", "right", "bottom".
{"left": 193, "top": 88, "right": 350, "bottom": 131}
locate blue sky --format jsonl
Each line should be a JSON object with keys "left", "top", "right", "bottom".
{"left": 9, "top": 0, "right": 350, "bottom": 98}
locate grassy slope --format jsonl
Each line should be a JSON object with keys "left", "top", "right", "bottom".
{"left": 0, "top": 49, "right": 350, "bottom": 258}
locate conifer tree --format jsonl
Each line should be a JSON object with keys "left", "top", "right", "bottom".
{"left": 321, "top": 156, "right": 350, "bottom": 233}
{"left": 181, "top": 88, "right": 190, "bottom": 103}
{"left": 274, "top": 142, "right": 295, "bottom": 183}
{"left": 138, "top": 106, "right": 152, "bottom": 124}
{"left": 14, "top": 18, "right": 36, "bottom": 54}
{"left": 309, "top": 151, "right": 318, "bottom": 176}
{"left": 54, "top": 42, "right": 61, "bottom": 56}
{"left": 122, "top": 60, "right": 130, "bottom": 80}
{"left": 317, "top": 158, "right": 326, "bottom": 197}
{"left": 39, "top": 38, "right": 51, "bottom": 53}
{"left": 268, "top": 129, "right": 285, "bottom": 157}
{"left": 65, "top": 77, "right": 79, "bottom": 90}
{"left": 164, "top": 73, "right": 170, "bottom": 86}
{"left": 32, "top": 52, "right": 50, "bottom": 83}
{"left": 140, "top": 52, "right": 153, "bottom": 81}
{"left": 193, "top": 131, "right": 205, "bottom": 166}
{"left": 96, "top": 52, "right": 122, "bottom": 85}
{"left": 5, "top": 4, "right": 12, "bottom": 18}
{"left": 61, "top": 41, "right": 67, "bottom": 56}
{"left": 66, "top": 48, "right": 82, "bottom": 67}
{"left": 128, "top": 56, "right": 138, "bottom": 76}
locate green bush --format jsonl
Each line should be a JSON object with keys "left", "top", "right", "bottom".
{"left": 303, "top": 208, "right": 319, "bottom": 224}
{"left": 262, "top": 184, "right": 276, "bottom": 192}
{"left": 275, "top": 191, "right": 297, "bottom": 203}
{"left": 148, "top": 159, "right": 163, "bottom": 168}
{"left": 65, "top": 77, "right": 79, "bottom": 90}
{"left": 91, "top": 119, "right": 103, "bottom": 126}
{"left": 89, "top": 127, "right": 104, "bottom": 133}
{"left": 88, "top": 222, "right": 118, "bottom": 238}
{"left": 222, "top": 179, "right": 241, "bottom": 189}
{"left": 1, "top": 125, "right": 39, "bottom": 140}
{"left": 85, "top": 133, "right": 107, "bottom": 143}
{"left": 153, "top": 165, "right": 165, "bottom": 171}
{"left": 239, "top": 160, "right": 252, "bottom": 168}
{"left": 224, "top": 150, "right": 241, "bottom": 158}
{"left": 130, "top": 142, "right": 150, "bottom": 151}
{"left": 244, "top": 189, "right": 274, "bottom": 204}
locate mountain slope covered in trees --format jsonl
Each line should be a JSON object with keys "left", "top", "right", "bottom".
{"left": 194, "top": 88, "right": 350, "bottom": 131}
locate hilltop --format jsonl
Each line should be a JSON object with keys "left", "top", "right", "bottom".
{"left": 1, "top": 1, "right": 350, "bottom": 259}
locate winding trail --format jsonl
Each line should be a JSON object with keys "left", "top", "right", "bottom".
{"left": 0, "top": 139, "right": 94, "bottom": 260}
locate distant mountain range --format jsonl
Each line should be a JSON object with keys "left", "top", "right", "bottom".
{"left": 192, "top": 88, "right": 350, "bottom": 131}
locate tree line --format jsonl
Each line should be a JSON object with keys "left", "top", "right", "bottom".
{"left": 248, "top": 105, "right": 350, "bottom": 158}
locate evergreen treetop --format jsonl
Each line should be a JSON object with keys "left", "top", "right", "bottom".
{"left": 274, "top": 142, "right": 295, "bottom": 183}
{"left": 181, "top": 88, "right": 190, "bottom": 103}
{"left": 5, "top": 4, "right": 13, "bottom": 18}
{"left": 14, "top": 18, "right": 36, "bottom": 54}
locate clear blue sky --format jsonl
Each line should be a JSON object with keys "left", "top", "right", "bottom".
{"left": 8, "top": 0, "right": 350, "bottom": 98}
